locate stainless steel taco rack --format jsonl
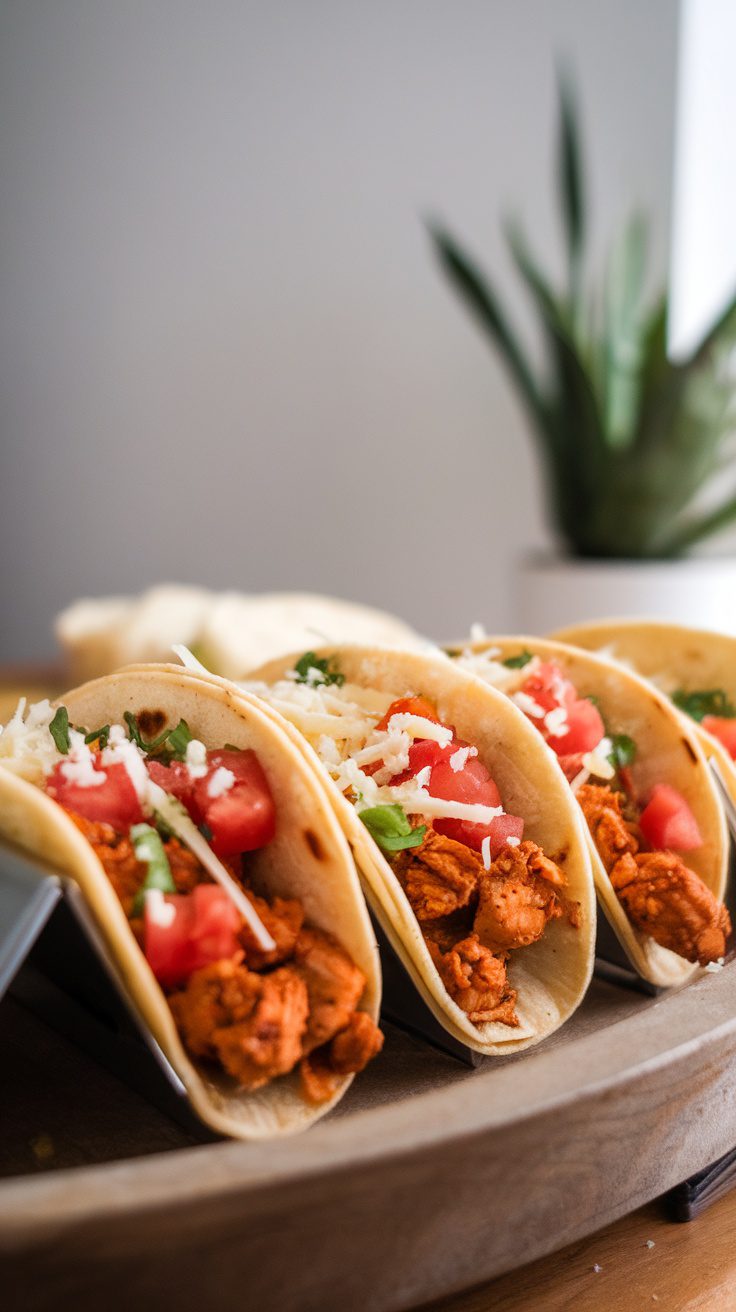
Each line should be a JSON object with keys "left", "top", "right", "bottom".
{"left": 0, "top": 846, "right": 218, "bottom": 1140}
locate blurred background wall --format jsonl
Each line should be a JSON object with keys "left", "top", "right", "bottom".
{"left": 0, "top": 0, "right": 678, "bottom": 662}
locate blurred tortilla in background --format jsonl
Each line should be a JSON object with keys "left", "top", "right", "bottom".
{"left": 56, "top": 585, "right": 425, "bottom": 682}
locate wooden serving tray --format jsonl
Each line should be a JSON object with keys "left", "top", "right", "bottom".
{"left": 2, "top": 670, "right": 736, "bottom": 1311}
{"left": 3, "top": 962, "right": 736, "bottom": 1312}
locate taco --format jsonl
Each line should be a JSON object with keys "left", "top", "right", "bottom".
{"left": 553, "top": 619, "right": 736, "bottom": 795}
{"left": 445, "top": 635, "right": 731, "bottom": 987}
{"left": 230, "top": 646, "right": 596, "bottom": 1056}
{"left": 0, "top": 667, "right": 382, "bottom": 1138}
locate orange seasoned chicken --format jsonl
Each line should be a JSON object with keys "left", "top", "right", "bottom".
{"left": 428, "top": 933, "right": 518, "bottom": 1026}
{"left": 294, "top": 926, "right": 366, "bottom": 1052}
{"left": 577, "top": 784, "right": 638, "bottom": 871}
{"left": 328, "top": 1010, "right": 385, "bottom": 1073}
{"left": 610, "top": 850, "right": 731, "bottom": 966}
{"left": 392, "top": 824, "right": 483, "bottom": 922}
{"left": 239, "top": 892, "right": 304, "bottom": 970}
{"left": 170, "top": 959, "right": 309, "bottom": 1089}
{"left": 473, "top": 840, "right": 565, "bottom": 953}
{"left": 298, "top": 1007, "right": 384, "bottom": 1105}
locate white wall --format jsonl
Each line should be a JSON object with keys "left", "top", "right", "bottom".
{"left": 0, "top": 0, "right": 678, "bottom": 661}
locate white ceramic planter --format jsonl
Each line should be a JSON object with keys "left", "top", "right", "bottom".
{"left": 514, "top": 553, "right": 736, "bottom": 636}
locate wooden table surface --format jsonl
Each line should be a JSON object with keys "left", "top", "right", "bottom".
{"left": 425, "top": 1189, "right": 736, "bottom": 1311}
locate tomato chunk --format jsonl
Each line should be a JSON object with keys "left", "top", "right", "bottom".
{"left": 484, "top": 814, "right": 525, "bottom": 858}
{"left": 639, "top": 784, "right": 703, "bottom": 853}
{"left": 147, "top": 759, "right": 200, "bottom": 819}
{"left": 47, "top": 758, "right": 144, "bottom": 830}
{"left": 194, "top": 750, "right": 276, "bottom": 857}
{"left": 375, "top": 695, "right": 440, "bottom": 733}
{"left": 702, "top": 716, "right": 736, "bottom": 760}
{"left": 546, "top": 698, "right": 605, "bottom": 757}
{"left": 430, "top": 753, "right": 508, "bottom": 851}
{"left": 143, "top": 884, "right": 243, "bottom": 987}
{"left": 520, "top": 661, "right": 577, "bottom": 715}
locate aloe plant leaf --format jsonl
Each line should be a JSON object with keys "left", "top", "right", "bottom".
{"left": 659, "top": 488, "right": 736, "bottom": 554}
{"left": 602, "top": 214, "right": 647, "bottom": 449}
{"left": 427, "top": 220, "right": 547, "bottom": 430}
{"left": 685, "top": 285, "right": 736, "bottom": 369}
{"left": 504, "top": 221, "right": 607, "bottom": 545}
{"left": 557, "top": 67, "right": 585, "bottom": 313}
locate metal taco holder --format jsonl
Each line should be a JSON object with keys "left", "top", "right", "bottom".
{"left": 0, "top": 840, "right": 482, "bottom": 1151}
{"left": 0, "top": 844, "right": 215, "bottom": 1140}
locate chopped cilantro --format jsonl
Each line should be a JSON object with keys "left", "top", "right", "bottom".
{"left": 124, "top": 712, "right": 191, "bottom": 758}
{"left": 166, "top": 719, "right": 192, "bottom": 758}
{"left": 199, "top": 822, "right": 213, "bottom": 842}
{"left": 84, "top": 724, "right": 110, "bottom": 749}
{"left": 124, "top": 711, "right": 170, "bottom": 752}
{"left": 608, "top": 734, "right": 637, "bottom": 771}
{"left": 293, "top": 651, "right": 345, "bottom": 687}
{"left": 672, "top": 688, "right": 736, "bottom": 723}
{"left": 359, "top": 804, "right": 427, "bottom": 854}
{"left": 49, "top": 706, "right": 71, "bottom": 754}
{"left": 502, "top": 650, "right": 534, "bottom": 669}
{"left": 130, "top": 823, "right": 176, "bottom": 915}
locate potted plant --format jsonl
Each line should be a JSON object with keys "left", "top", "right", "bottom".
{"left": 428, "top": 76, "right": 736, "bottom": 633}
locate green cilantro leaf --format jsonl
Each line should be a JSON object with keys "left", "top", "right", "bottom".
{"left": 672, "top": 689, "right": 736, "bottom": 723}
{"left": 165, "top": 719, "right": 192, "bottom": 759}
{"left": 123, "top": 711, "right": 192, "bottom": 758}
{"left": 608, "top": 733, "right": 637, "bottom": 771}
{"left": 84, "top": 725, "right": 110, "bottom": 749}
{"left": 293, "top": 651, "right": 345, "bottom": 687}
{"left": 130, "top": 823, "right": 176, "bottom": 915}
{"left": 49, "top": 706, "right": 71, "bottom": 754}
{"left": 359, "top": 804, "right": 427, "bottom": 854}
{"left": 502, "top": 650, "right": 534, "bottom": 669}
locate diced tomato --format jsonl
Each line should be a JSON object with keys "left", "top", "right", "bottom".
{"left": 430, "top": 754, "right": 508, "bottom": 851}
{"left": 484, "top": 814, "right": 525, "bottom": 858}
{"left": 194, "top": 750, "right": 276, "bottom": 857}
{"left": 702, "top": 716, "right": 736, "bottom": 760}
{"left": 639, "top": 784, "right": 703, "bottom": 853}
{"left": 520, "top": 661, "right": 577, "bottom": 715}
{"left": 374, "top": 695, "right": 440, "bottom": 733}
{"left": 143, "top": 884, "right": 243, "bottom": 988}
{"left": 46, "top": 758, "right": 144, "bottom": 830}
{"left": 147, "top": 759, "right": 200, "bottom": 820}
{"left": 386, "top": 737, "right": 453, "bottom": 785}
{"left": 546, "top": 698, "right": 605, "bottom": 757}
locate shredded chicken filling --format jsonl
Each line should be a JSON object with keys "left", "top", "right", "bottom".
{"left": 66, "top": 811, "right": 383, "bottom": 1099}
{"left": 577, "top": 784, "right": 731, "bottom": 965}
{"left": 392, "top": 825, "right": 575, "bottom": 1026}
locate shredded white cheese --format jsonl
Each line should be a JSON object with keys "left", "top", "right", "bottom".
{"left": 512, "top": 691, "right": 546, "bottom": 719}
{"left": 185, "top": 738, "right": 209, "bottom": 779}
{"left": 59, "top": 750, "right": 106, "bottom": 789}
{"left": 544, "top": 706, "right": 569, "bottom": 739}
{"left": 581, "top": 738, "right": 614, "bottom": 781}
{"left": 144, "top": 888, "right": 177, "bottom": 928}
{"left": 506, "top": 835, "right": 521, "bottom": 847}
{"left": 207, "top": 766, "right": 236, "bottom": 799}
{"left": 449, "top": 745, "right": 476, "bottom": 772}
{"left": 481, "top": 836, "right": 491, "bottom": 870}
{"left": 386, "top": 713, "right": 453, "bottom": 746}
